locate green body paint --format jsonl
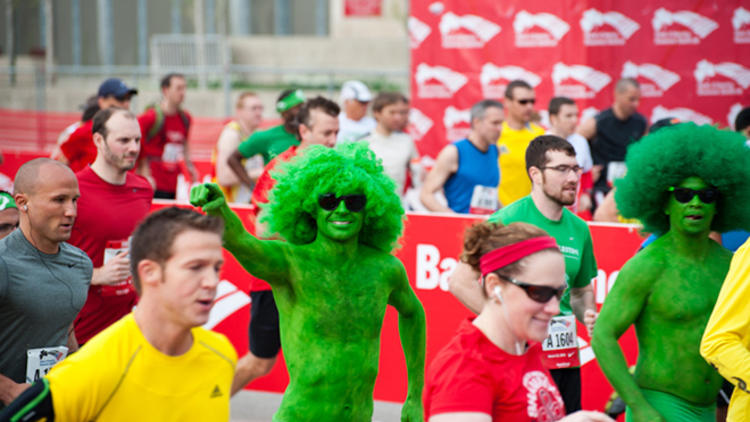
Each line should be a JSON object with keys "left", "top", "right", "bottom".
{"left": 191, "top": 143, "right": 425, "bottom": 422}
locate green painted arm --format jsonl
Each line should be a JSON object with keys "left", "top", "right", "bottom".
{"left": 190, "top": 183, "right": 289, "bottom": 284}
{"left": 591, "top": 253, "right": 665, "bottom": 422}
{"left": 387, "top": 261, "right": 426, "bottom": 422}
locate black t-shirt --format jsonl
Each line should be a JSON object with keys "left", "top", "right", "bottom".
{"left": 591, "top": 108, "right": 647, "bottom": 191}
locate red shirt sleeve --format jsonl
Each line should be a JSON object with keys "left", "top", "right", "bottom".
{"left": 60, "top": 124, "right": 88, "bottom": 162}
{"left": 427, "top": 356, "right": 495, "bottom": 417}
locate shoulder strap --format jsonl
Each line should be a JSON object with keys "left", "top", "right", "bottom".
{"left": 145, "top": 104, "right": 164, "bottom": 142}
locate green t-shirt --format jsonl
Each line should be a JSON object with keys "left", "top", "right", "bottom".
{"left": 488, "top": 196, "right": 597, "bottom": 316}
{"left": 237, "top": 124, "right": 299, "bottom": 165}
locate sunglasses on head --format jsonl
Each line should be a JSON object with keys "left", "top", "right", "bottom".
{"left": 668, "top": 187, "right": 719, "bottom": 204}
{"left": 318, "top": 193, "right": 367, "bottom": 212}
{"left": 497, "top": 274, "right": 566, "bottom": 303}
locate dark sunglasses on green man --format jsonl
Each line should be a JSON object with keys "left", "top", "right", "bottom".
{"left": 318, "top": 194, "right": 367, "bottom": 212}
{"left": 497, "top": 274, "right": 566, "bottom": 303}
{"left": 668, "top": 187, "right": 719, "bottom": 204}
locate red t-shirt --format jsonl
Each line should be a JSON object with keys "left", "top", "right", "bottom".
{"left": 138, "top": 108, "right": 192, "bottom": 194}
{"left": 69, "top": 166, "right": 153, "bottom": 344}
{"left": 424, "top": 318, "right": 565, "bottom": 422}
{"left": 60, "top": 120, "right": 97, "bottom": 173}
{"left": 248, "top": 146, "right": 298, "bottom": 291}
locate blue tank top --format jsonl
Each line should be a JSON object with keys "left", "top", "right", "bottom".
{"left": 444, "top": 139, "right": 500, "bottom": 213}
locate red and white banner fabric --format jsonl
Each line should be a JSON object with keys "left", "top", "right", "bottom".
{"left": 408, "top": 0, "right": 750, "bottom": 160}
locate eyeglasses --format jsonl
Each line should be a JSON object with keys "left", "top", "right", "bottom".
{"left": 539, "top": 165, "right": 583, "bottom": 175}
{"left": 516, "top": 98, "right": 536, "bottom": 105}
{"left": 318, "top": 193, "right": 367, "bottom": 212}
{"left": 497, "top": 274, "right": 566, "bottom": 303}
{"left": 668, "top": 187, "right": 719, "bottom": 204}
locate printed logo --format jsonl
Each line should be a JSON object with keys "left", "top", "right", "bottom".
{"left": 552, "top": 63, "right": 612, "bottom": 99}
{"left": 652, "top": 8, "right": 718, "bottom": 45}
{"left": 694, "top": 60, "right": 750, "bottom": 96}
{"left": 480, "top": 64, "right": 542, "bottom": 99}
{"left": 406, "top": 108, "right": 434, "bottom": 141}
{"left": 210, "top": 385, "right": 223, "bottom": 398}
{"left": 733, "top": 7, "right": 750, "bottom": 44}
{"left": 443, "top": 106, "right": 471, "bottom": 142}
{"left": 439, "top": 12, "right": 501, "bottom": 48}
{"left": 620, "top": 61, "right": 680, "bottom": 97}
{"left": 523, "top": 371, "right": 566, "bottom": 420}
{"left": 728, "top": 103, "right": 744, "bottom": 128}
{"left": 203, "top": 280, "right": 250, "bottom": 330}
{"left": 651, "top": 105, "right": 713, "bottom": 126}
{"left": 580, "top": 9, "right": 640, "bottom": 46}
{"left": 428, "top": 2, "right": 444, "bottom": 15}
{"left": 408, "top": 17, "right": 431, "bottom": 49}
{"left": 415, "top": 63, "right": 469, "bottom": 98}
{"left": 514, "top": 10, "right": 570, "bottom": 47}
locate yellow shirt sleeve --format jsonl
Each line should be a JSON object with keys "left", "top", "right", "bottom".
{"left": 701, "top": 238, "right": 750, "bottom": 391}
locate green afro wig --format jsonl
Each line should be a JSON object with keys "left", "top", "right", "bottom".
{"left": 615, "top": 123, "right": 750, "bottom": 235}
{"left": 261, "top": 141, "right": 404, "bottom": 252}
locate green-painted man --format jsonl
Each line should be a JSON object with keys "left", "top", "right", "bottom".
{"left": 191, "top": 142, "right": 426, "bottom": 421}
{"left": 591, "top": 123, "right": 750, "bottom": 421}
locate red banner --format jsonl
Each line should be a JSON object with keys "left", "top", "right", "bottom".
{"left": 407, "top": 0, "right": 750, "bottom": 161}
{"left": 174, "top": 201, "right": 645, "bottom": 410}
{"left": 345, "top": 0, "right": 382, "bottom": 17}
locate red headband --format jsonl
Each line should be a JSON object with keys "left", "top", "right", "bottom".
{"left": 479, "top": 236, "right": 558, "bottom": 276}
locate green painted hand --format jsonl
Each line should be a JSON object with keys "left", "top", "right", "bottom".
{"left": 190, "top": 183, "right": 226, "bottom": 215}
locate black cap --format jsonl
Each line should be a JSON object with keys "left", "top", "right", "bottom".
{"left": 98, "top": 78, "right": 138, "bottom": 98}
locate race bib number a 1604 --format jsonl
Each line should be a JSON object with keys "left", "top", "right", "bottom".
{"left": 541, "top": 315, "right": 580, "bottom": 369}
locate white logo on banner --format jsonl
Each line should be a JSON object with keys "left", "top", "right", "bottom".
{"left": 728, "top": 103, "right": 744, "bottom": 128}
{"left": 408, "top": 17, "right": 431, "bottom": 49}
{"left": 415, "top": 63, "right": 469, "bottom": 98}
{"left": 514, "top": 10, "right": 570, "bottom": 47}
{"left": 480, "top": 64, "right": 542, "bottom": 98}
{"left": 733, "top": 7, "right": 750, "bottom": 44}
{"left": 651, "top": 105, "right": 713, "bottom": 126}
{"left": 621, "top": 61, "right": 680, "bottom": 97}
{"left": 652, "top": 8, "right": 718, "bottom": 45}
{"left": 439, "top": 12, "right": 501, "bottom": 48}
{"left": 428, "top": 2, "right": 444, "bottom": 15}
{"left": 694, "top": 60, "right": 750, "bottom": 96}
{"left": 552, "top": 63, "right": 612, "bottom": 99}
{"left": 406, "top": 108, "right": 434, "bottom": 141}
{"left": 580, "top": 9, "right": 640, "bottom": 46}
{"left": 443, "top": 106, "right": 471, "bottom": 142}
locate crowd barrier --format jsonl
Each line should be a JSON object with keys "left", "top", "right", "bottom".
{"left": 151, "top": 202, "right": 645, "bottom": 410}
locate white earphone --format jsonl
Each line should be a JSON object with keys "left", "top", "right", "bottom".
{"left": 493, "top": 285, "right": 503, "bottom": 303}
{"left": 23, "top": 205, "right": 28, "bottom": 211}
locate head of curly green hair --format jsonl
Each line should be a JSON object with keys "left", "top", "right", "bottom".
{"left": 615, "top": 122, "right": 750, "bottom": 235}
{"left": 260, "top": 142, "right": 404, "bottom": 252}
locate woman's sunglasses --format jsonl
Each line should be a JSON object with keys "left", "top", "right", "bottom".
{"left": 668, "top": 187, "right": 719, "bottom": 204}
{"left": 497, "top": 274, "right": 566, "bottom": 303}
{"left": 318, "top": 193, "right": 367, "bottom": 212}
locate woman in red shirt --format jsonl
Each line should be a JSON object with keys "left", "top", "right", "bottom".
{"left": 424, "top": 221, "right": 612, "bottom": 422}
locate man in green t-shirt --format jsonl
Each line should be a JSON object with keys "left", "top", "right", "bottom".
{"left": 449, "top": 135, "right": 597, "bottom": 414}
{"left": 227, "top": 89, "right": 305, "bottom": 190}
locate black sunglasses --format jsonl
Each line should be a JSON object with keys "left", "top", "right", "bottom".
{"left": 497, "top": 274, "right": 566, "bottom": 303}
{"left": 516, "top": 98, "right": 536, "bottom": 105}
{"left": 318, "top": 193, "right": 367, "bottom": 212}
{"left": 668, "top": 187, "right": 719, "bottom": 204}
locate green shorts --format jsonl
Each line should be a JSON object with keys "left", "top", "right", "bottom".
{"left": 625, "top": 389, "right": 715, "bottom": 422}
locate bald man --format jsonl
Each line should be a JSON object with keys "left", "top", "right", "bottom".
{"left": 0, "top": 159, "right": 92, "bottom": 408}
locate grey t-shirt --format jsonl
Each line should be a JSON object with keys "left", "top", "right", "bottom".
{"left": 0, "top": 229, "right": 92, "bottom": 384}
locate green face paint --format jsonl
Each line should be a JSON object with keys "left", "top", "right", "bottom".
{"left": 315, "top": 193, "right": 365, "bottom": 242}
{"left": 665, "top": 177, "right": 717, "bottom": 236}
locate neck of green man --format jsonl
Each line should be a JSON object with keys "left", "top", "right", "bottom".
{"left": 314, "top": 234, "right": 360, "bottom": 260}
{"left": 665, "top": 228, "right": 713, "bottom": 258}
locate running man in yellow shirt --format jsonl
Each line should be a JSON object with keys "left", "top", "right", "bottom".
{"left": 0, "top": 207, "right": 237, "bottom": 422}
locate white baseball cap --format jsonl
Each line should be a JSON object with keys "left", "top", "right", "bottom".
{"left": 340, "top": 80, "right": 373, "bottom": 102}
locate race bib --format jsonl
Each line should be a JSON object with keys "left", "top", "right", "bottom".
{"left": 541, "top": 315, "right": 580, "bottom": 369}
{"left": 468, "top": 185, "right": 499, "bottom": 215}
{"left": 101, "top": 239, "right": 135, "bottom": 297}
{"left": 161, "top": 142, "right": 183, "bottom": 171}
{"left": 26, "top": 346, "right": 68, "bottom": 383}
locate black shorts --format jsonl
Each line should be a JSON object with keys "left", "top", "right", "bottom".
{"left": 717, "top": 379, "right": 734, "bottom": 407}
{"left": 550, "top": 367, "right": 581, "bottom": 414}
{"left": 248, "top": 290, "right": 281, "bottom": 359}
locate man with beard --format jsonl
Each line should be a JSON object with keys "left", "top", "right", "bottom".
{"left": 449, "top": 135, "right": 597, "bottom": 414}
{"left": 68, "top": 108, "right": 153, "bottom": 345}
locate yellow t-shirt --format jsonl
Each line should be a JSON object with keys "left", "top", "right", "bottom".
{"left": 701, "top": 238, "right": 750, "bottom": 422}
{"left": 496, "top": 121, "right": 545, "bottom": 206}
{"left": 47, "top": 313, "right": 237, "bottom": 422}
